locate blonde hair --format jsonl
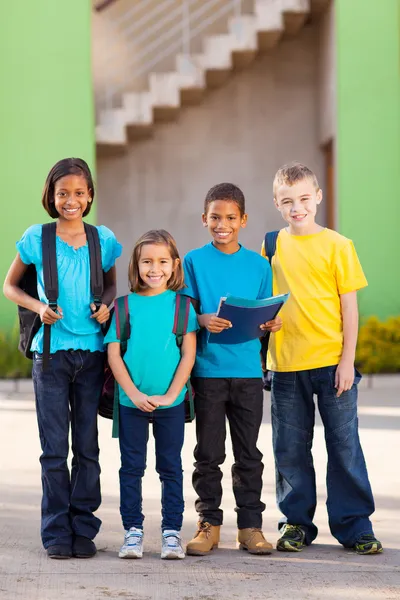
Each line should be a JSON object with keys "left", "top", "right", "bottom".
{"left": 128, "top": 229, "right": 185, "bottom": 293}
{"left": 273, "top": 162, "right": 320, "bottom": 197}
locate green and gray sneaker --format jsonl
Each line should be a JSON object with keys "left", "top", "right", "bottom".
{"left": 354, "top": 535, "right": 383, "bottom": 555}
{"left": 277, "top": 524, "right": 306, "bottom": 552}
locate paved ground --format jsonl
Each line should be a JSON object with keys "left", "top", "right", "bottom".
{"left": 1, "top": 385, "right": 399, "bottom": 600}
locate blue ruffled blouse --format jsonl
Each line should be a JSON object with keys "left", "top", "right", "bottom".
{"left": 17, "top": 224, "right": 122, "bottom": 354}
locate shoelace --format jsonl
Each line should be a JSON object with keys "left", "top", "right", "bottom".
{"left": 283, "top": 525, "right": 303, "bottom": 538}
{"left": 196, "top": 522, "right": 212, "bottom": 538}
{"left": 126, "top": 531, "right": 143, "bottom": 546}
{"left": 163, "top": 534, "right": 181, "bottom": 548}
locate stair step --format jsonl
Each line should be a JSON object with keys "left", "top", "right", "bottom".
{"left": 282, "top": 0, "right": 310, "bottom": 36}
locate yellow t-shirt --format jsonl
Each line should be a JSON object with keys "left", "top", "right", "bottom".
{"left": 261, "top": 228, "right": 368, "bottom": 372}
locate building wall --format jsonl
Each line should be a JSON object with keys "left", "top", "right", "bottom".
{"left": 0, "top": 0, "right": 95, "bottom": 331}
{"left": 336, "top": 0, "right": 400, "bottom": 319}
{"left": 97, "top": 25, "right": 326, "bottom": 296}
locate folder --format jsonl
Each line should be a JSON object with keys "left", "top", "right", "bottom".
{"left": 208, "top": 293, "right": 289, "bottom": 344}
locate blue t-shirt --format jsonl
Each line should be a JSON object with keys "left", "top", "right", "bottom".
{"left": 17, "top": 224, "right": 122, "bottom": 354}
{"left": 104, "top": 290, "right": 198, "bottom": 410}
{"left": 183, "top": 243, "right": 272, "bottom": 378}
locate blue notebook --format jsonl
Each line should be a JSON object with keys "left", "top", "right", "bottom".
{"left": 209, "top": 293, "right": 289, "bottom": 344}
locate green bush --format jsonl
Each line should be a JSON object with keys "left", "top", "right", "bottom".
{"left": 0, "top": 324, "right": 31, "bottom": 379}
{"left": 356, "top": 316, "right": 400, "bottom": 374}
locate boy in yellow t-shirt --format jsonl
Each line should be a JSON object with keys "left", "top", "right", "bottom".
{"left": 262, "top": 162, "right": 382, "bottom": 555}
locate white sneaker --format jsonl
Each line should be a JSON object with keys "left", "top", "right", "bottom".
{"left": 118, "top": 527, "right": 144, "bottom": 558}
{"left": 161, "top": 530, "right": 185, "bottom": 560}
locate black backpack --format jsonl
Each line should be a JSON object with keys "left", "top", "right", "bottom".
{"left": 260, "top": 230, "right": 279, "bottom": 391}
{"left": 18, "top": 222, "right": 103, "bottom": 369}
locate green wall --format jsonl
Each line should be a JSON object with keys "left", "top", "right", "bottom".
{"left": 336, "top": 0, "right": 400, "bottom": 319}
{"left": 0, "top": 0, "right": 95, "bottom": 331}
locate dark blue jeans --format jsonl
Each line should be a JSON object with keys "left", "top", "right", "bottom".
{"left": 119, "top": 401, "right": 185, "bottom": 532}
{"left": 32, "top": 350, "right": 103, "bottom": 549}
{"left": 271, "top": 366, "right": 375, "bottom": 547}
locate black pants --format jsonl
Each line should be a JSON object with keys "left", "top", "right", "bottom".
{"left": 192, "top": 377, "right": 265, "bottom": 529}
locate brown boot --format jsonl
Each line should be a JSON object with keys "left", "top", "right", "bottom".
{"left": 237, "top": 528, "right": 273, "bottom": 555}
{"left": 186, "top": 522, "right": 220, "bottom": 556}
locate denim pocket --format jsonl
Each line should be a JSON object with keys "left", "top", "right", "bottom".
{"left": 271, "top": 372, "right": 296, "bottom": 408}
{"left": 326, "top": 366, "right": 359, "bottom": 410}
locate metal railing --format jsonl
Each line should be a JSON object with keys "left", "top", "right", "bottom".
{"left": 94, "top": 0, "right": 120, "bottom": 12}
{"left": 94, "top": 0, "right": 245, "bottom": 110}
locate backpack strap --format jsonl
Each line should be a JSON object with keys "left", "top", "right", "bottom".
{"left": 173, "top": 294, "right": 190, "bottom": 347}
{"left": 115, "top": 295, "right": 131, "bottom": 343}
{"left": 85, "top": 223, "right": 103, "bottom": 309}
{"left": 112, "top": 295, "right": 131, "bottom": 439}
{"left": 173, "top": 294, "right": 194, "bottom": 422}
{"left": 41, "top": 222, "right": 58, "bottom": 370}
{"left": 264, "top": 230, "right": 280, "bottom": 264}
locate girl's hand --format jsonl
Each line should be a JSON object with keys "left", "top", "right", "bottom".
{"left": 260, "top": 315, "right": 282, "bottom": 333}
{"left": 90, "top": 303, "right": 110, "bottom": 324}
{"left": 130, "top": 392, "right": 158, "bottom": 412}
{"left": 151, "top": 394, "right": 176, "bottom": 407}
{"left": 39, "top": 303, "right": 63, "bottom": 324}
{"left": 199, "top": 313, "right": 232, "bottom": 333}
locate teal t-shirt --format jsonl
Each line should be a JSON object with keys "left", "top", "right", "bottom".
{"left": 183, "top": 243, "right": 272, "bottom": 378}
{"left": 104, "top": 290, "right": 198, "bottom": 409}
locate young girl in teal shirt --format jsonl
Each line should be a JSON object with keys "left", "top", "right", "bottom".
{"left": 105, "top": 230, "right": 198, "bottom": 561}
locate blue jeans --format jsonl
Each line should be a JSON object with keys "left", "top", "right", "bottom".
{"left": 271, "top": 366, "right": 375, "bottom": 547}
{"left": 119, "top": 402, "right": 185, "bottom": 532}
{"left": 32, "top": 350, "right": 103, "bottom": 549}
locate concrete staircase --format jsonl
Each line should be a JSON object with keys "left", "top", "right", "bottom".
{"left": 95, "top": 0, "right": 329, "bottom": 154}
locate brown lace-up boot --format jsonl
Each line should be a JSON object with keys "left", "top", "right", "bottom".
{"left": 237, "top": 528, "right": 273, "bottom": 555}
{"left": 186, "top": 522, "right": 220, "bottom": 556}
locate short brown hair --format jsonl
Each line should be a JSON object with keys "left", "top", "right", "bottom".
{"left": 42, "top": 158, "right": 95, "bottom": 219}
{"left": 273, "top": 162, "right": 319, "bottom": 197}
{"left": 204, "top": 183, "right": 246, "bottom": 216}
{"left": 128, "top": 230, "right": 185, "bottom": 293}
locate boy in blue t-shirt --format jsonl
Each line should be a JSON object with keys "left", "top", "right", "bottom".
{"left": 183, "top": 183, "right": 282, "bottom": 556}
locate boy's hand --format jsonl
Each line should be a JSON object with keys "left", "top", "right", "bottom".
{"left": 198, "top": 313, "right": 232, "bottom": 333}
{"left": 130, "top": 392, "right": 158, "bottom": 412}
{"left": 40, "top": 303, "right": 63, "bottom": 324}
{"left": 150, "top": 393, "right": 176, "bottom": 408}
{"left": 260, "top": 316, "right": 282, "bottom": 333}
{"left": 335, "top": 359, "right": 355, "bottom": 397}
{"left": 90, "top": 303, "right": 110, "bottom": 324}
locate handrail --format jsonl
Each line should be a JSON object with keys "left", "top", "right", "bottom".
{"left": 96, "top": 0, "right": 243, "bottom": 109}
{"left": 94, "top": 0, "right": 120, "bottom": 12}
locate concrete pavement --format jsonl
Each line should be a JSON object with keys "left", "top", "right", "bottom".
{"left": 1, "top": 385, "right": 399, "bottom": 600}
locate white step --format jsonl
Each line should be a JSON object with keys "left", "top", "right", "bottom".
{"left": 96, "top": 107, "right": 127, "bottom": 144}
{"left": 149, "top": 72, "right": 180, "bottom": 107}
{"left": 255, "top": 0, "right": 284, "bottom": 31}
{"left": 202, "top": 34, "right": 234, "bottom": 70}
{"left": 123, "top": 92, "right": 152, "bottom": 124}
{"left": 228, "top": 15, "right": 258, "bottom": 51}
{"left": 175, "top": 54, "right": 206, "bottom": 89}
{"left": 281, "top": 0, "right": 310, "bottom": 11}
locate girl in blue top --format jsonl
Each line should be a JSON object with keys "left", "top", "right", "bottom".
{"left": 3, "top": 158, "right": 122, "bottom": 560}
{"left": 105, "top": 230, "right": 198, "bottom": 561}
